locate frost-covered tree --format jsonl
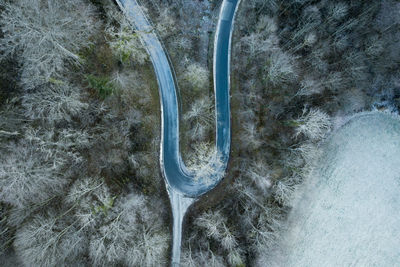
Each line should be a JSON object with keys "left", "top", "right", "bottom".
{"left": 193, "top": 210, "right": 244, "bottom": 266}
{"left": 183, "top": 63, "right": 210, "bottom": 93}
{"left": 187, "top": 143, "right": 225, "bottom": 186}
{"left": 272, "top": 178, "right": 296, "bottom": 206}
{"left": 0, "top": 0, "right": 99, "bottom": 89}
{"left": 0, "top": 124, "right": 90, "bottom": 227}
{"left": 297, "top": 76, "right": 324, "bottom": 96}
{"left": 155, "top": 8, "right": 177, "bottom": 39}
{"left": 0, "top": 100, "right": 24, "bottom": 142}
{"left": 294, "top": 108, "right": 331, "bottom": 141}
{"left": 245, "top": 160, "right": 273, "bottom": 193}
{"left": 240, "top": 15, "right": 279, "bottom": 59}
{"left": 88, "top": 193, "right": 169, "bottom": 266}
{"left": 21, "top": 82, "right": 88, "bottom": 124}
{"left": 184, "top": 97, "right": 213, "bottom": 141}
{"left": 111, "top": 70, "right": 153, "bottom": 109}
{"left": 264, "top": 52, "right": 298, "bottom": 87}
{"left": 182, "top": 248, "right": 226, "bottom": 267}
{"left": 105, "top": 9, "right": 148, "bottom": 65}
{"left": 14, "top": 209, "right": 88, "bottom": 267}
{"left": 0, "top": 141, "right": 68, "bottom": 210}
{"left": 291, "top": 142, "right": 321, "bottom": 177}
{"left": 240, "top": 121, "right": 263, "bottom": 150}
{"left": 65, "top": 176, "right": 111, "bottom": 230}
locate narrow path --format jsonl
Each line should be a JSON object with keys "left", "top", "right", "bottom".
{"left": 115, "top": 0, "right": 240, "bottom": 265}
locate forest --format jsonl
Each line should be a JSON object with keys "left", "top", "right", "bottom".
{"left": 1, "top": 0, "right": 400, "bottom": 266}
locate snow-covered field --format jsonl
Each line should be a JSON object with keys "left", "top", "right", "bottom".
{"left": 275, "top": 112, "right": 400, "bottom": 266}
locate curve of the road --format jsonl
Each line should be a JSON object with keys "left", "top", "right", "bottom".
{"left": 116, "top": 0, "right": 239, "bottom": 197}
{"left": 115, "top": 0, "right": 240, "bottom": 265}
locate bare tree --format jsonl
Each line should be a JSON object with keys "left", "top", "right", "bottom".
{"left": 14, "top": 209, "right": 88, "bottom": 267}
{"left": 297, "top": 76, "right": 324, "bottom": 96}
{"left": 21, "top": 83, "right": 88, "bottom": 124}
{"left": 194, "top": 210, "right": 244, "bottom": 265}
{"left": 0, "top": 141, "right": 68, "bottom": 210}
{"left": 265, "top": 52, "right": 298, "bottom": 87}
{"left": 182, "top": 247, "right": 225, "bottom": 267}
{"left": 155, "top": 7, "right": 177, "bottom": 39}
{"left": 294, "top": 108, "right": 331, "bottom": 141}
{"left": 88, "top": 193, "right": 169, "bottom": 266}
{"left": 184, "top": 97, "right": 213, "bottom": 141}
{"left": 65, "top": 176, "right": 110, "bottom": 230}
{"left": 105, "top": 9, "right": 148, "bottom": 65}
{"left": 0, "top": 0, "right": 99, "bottom": 89}
{"left": 183, "top": 63, "right": 210, "bottom": 93}
{"left": 240, "top": 121, "right": 263, "bottom": 150}
{"left": 246, "top": 160, "right": 273, "bottom": 193}
{"left": 187, "top": 143, "right": 225, "bottom": 186}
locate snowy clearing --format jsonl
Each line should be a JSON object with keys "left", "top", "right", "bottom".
{"left": 275, "top": 111, "right": 400, "bottom": 266}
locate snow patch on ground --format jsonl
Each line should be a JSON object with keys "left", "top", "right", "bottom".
{"left": 273, "top": 111, "right": 400, "bottom": 266}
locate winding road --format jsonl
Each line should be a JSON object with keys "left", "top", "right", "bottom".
{"left": 115, "top": 0, "right": 240, "bottom": 265}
